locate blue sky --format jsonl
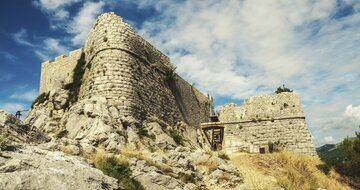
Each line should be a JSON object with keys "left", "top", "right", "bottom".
{"left": 1, "top": 0, "right": 360, "bottom": 146}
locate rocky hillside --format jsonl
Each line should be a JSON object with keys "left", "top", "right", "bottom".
{"left": 1, "top": 99, "right": 244, "bottom": 190}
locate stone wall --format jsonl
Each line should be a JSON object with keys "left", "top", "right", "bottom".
{"left": 69, "top": 12, "right": 212, "bottom": 126}
{"left": 40, "top": 49, "right": 83, "bottom": 94}
{"left": 218, "top": 92, "right": 316, "bottom": 155}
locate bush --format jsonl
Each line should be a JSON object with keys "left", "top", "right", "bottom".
{"left": 31, "top": 92, "right": 50, "bottom": 108}
{"left": 169, "top": 130, "right": 183, "bottom": 145}
{"left": 218, "top": 152, "right": 230, "bottom": 160}
{"left": 275, "top": 85, "right": 293, "bottom": 94}
{"left": 137, "top": 127, "right": 155, "bottom": 140}
{"left": 56, "top": 129, "right": 68, "bottom": 138}
{"left": 93, "top": 154, "right": 144, "bottom": 190}
{"left": 316, "top": 163, "right": 331, "bottom": 175}
{"left": 268, "top": 140, "right": 286, "bottom": 153}
{"left": 179, "top": 172, "right": 196, "bottom": 184}
{"left": 164, "top": 64, "right": 177, "bottom": 82}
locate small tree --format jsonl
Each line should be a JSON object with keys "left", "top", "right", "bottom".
{"left": 275, "top": 84, "right": 293, "bottom": 94}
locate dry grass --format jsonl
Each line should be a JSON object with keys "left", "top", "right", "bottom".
{"left": 229, "top": 152, "right": 353, "bottom": 190}
{"left": 194, "top": 158, "right": 220, "bottom": 173}
{"left": 121, "top": 147, "right": 173, "bottom": 174}
{"left": 60, "top": 146, "right": 77, "bottom": 155}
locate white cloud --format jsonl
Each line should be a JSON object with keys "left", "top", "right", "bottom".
{"left": 11, "top": 28, "right": 69, "bottom": 61}
{"left": 10, "top": 89, "right": 38, "bottom": 102}
{"left": 68, "top": 1, "right": 105, "bottom": 45}
{"left": 44, "top": 38, "right": 69, "bottom": 55}
{"left": 0, "top": 103, "right": 26, "bottom": 114}
{"left": 12, "top": 28, "right": 35, "bottom": 47}
{"left": 34, "top": 0, "right": 82, "bottom": 20}
{"left": 324, "top": 136, "right": 335, "bottom": 143}
{"left": 344, "top": 105, "right": 360, "bottom": 123}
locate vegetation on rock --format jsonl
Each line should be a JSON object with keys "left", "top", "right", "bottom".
{"left": 275, "top": 85, "right": 293, "bottom": 94}
{"left": 164, "top": 64, "right": 177, "bottom": 82}
{"left": 31, "top": 92, "right": 50, "bottom": 108}
{"left": 218, "top": 152, "right": 230, "bottom": 160}
{"left": 169, "top": 129, "right": 184, "bottom": 145}
{"left": 92, "top": 152, "right": 144, "bottom": 190}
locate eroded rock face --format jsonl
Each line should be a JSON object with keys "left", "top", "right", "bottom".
{"left": 0, "top": 146, "right": 119, "bottom": 190}
{"left": 0, "top": 110, "right": 49, "bottom": 148}
{"left": 25, "top": 92, "right": 243, "bottom": 189}
{"left": 127, "top": 147, "right": 243, "bottom": 190}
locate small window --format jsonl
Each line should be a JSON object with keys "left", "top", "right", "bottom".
{"left": 259, "top": 147, "right": 265, "bottom": 154}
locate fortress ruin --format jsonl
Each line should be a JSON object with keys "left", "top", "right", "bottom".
{"left": 39, "top": 12, "right": 213, "bottom": 127}
{"left": 37, "top": 12, "right": 316, "bottom": 155}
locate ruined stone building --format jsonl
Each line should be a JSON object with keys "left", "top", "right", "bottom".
{"left": 37, "top": 12, "right": 316, "bottom": 155}
{"left": 201, "top": 93, "right": 316, "bottom": 155}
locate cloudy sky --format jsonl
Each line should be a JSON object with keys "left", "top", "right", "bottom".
{"left": 0, "top": 0, "right": 359, "bottom": 146}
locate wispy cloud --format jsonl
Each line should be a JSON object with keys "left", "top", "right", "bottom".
{"left": 0, "top": 51, "right": 17, "bottom": 63}
{"left": 11, "top": 28, "right": 69, "bottom": 61}
{"left": 0, "top": 103, "right": 26, "bottom": 114}
{"left": 12, "top": 28, "right": 35, "bottom": 47}
{"left": 68, "top": 1, "right": 105, "bottom": 45}
{"left": 10, "top": 89, "right": 38, "bottom": 102}
{"left": 33, "top": 0, "right": 82, "bottom": 20}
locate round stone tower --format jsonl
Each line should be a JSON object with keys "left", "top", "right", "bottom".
{"left": 79, "top": 12, "right": 141, "bottom": 117}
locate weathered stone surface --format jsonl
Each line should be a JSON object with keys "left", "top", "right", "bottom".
{"left": 0, "top": 110, "right": 48, "bottom": 147}
{"left": 0, "top": 146, "right": 119, "bottom": 190}
{"left": 218, "top": 92, "right": 316, "bottom": 156}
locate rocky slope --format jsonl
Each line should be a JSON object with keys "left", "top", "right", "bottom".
{"left": 1, "top": 90, "right": 244, "bottom": 190}
{"left": 0, "top": 146, "right": 119, "bottom": 190}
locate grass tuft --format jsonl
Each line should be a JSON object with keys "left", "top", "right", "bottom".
{"left": 91, "top": 151, "right": 144, "bottom": 190}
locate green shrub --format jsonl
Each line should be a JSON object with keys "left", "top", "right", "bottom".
{"left": 179, "top": 172, "right": 196, "bottom": 184}
{"left": 268, "top": 140, "right": 286, "bottom": 153}
{"left": 31, "top": 92, "right": 50, "bottom": 108}
{"left": 275, "top": 85, "right": 293, "bottom": 94}
{"left": 56, "top": 129, "right": 68, "bottom": 138}
{"left": 169, "top": 130, "right": 183, "bottom": 145}
{"left": 316, "top": 163, "right": 331, "bottom": 175}
{"left": 137, "top": 127, "right": 155, "bottom": 140}
{"left": 164, "top": 64, "right": 177, "bottom": 82}
{"left": 93, "top": 155, "right": 144, "bottom": 190}
{"left": 218, "top": 152, "right": 230, "bottom": 160}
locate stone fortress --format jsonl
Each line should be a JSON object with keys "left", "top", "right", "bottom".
{"left": 39, "top": 12, "right": 213, "bottom": 127}
{"left": 38, "top": 12, "right": 316, "bottom": 155}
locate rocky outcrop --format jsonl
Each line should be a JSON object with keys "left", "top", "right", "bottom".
{"left": 26, "top": 91, "right": 209, "bottom": 154}
{"left": 0, "top": 146, "right": 119, "bottom": 190}
{"left": 0, "top": 110, "right": 48, "bottom": 149}
{"left": 127, "top": 147, "right": 242, "bottom": 190}
{"left": 25, "top": 93, "right": 243, "bottom": 189}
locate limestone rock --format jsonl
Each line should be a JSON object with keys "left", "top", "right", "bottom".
{"left": 0, "top": 110, "right": 49, "bottom": 148}
{"left": 0, "top": 146, "right": 119, "bottom": 190}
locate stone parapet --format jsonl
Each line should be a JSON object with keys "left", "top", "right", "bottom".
{"left": 40, "top": 48, "right": 83, "bottom": 94}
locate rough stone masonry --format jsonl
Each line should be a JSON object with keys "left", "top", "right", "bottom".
{"left": 210, "top": 92, "right": 316, "bottom": 155}
{"left": 39, "top": 12, "right": 213, "bottom": 127}
{"left": 36, "top": 12, "right": 316, "bottom": 155}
